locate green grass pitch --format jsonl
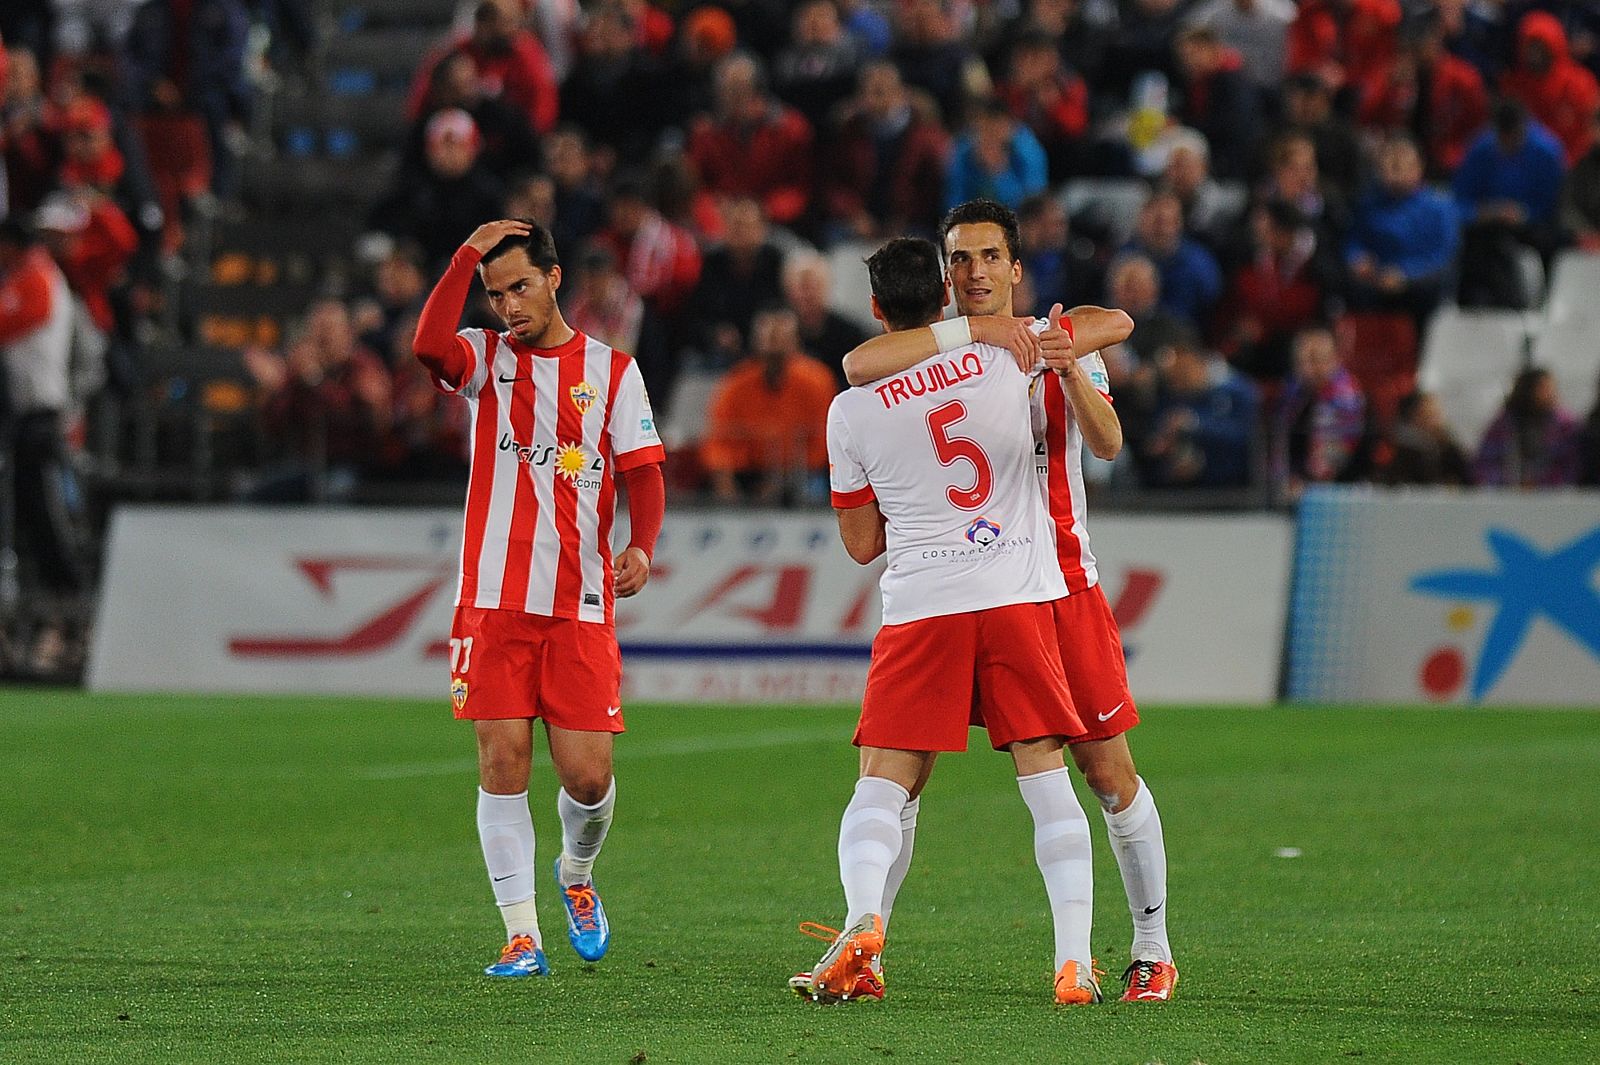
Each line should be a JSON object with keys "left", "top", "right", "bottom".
{"left": 2, "top": 691, "right": 1597, "bottom": 1064}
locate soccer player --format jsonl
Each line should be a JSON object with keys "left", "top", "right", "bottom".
{"left": 795, "top": 236, "right": 1103, "bottom": 1006}
{"left": 412, "top": 219, "right": 666, "bottom": 978}
{"left": 839, "top": 199, "right": 1178, "bottom": 1003}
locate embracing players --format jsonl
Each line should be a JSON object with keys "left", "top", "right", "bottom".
{"left": 412, "top": 219, "right": 666, "bottom": 978}
{"left": 839, "top": 199, "right": 1177, "bottom": 1003}
{"left": 793, "top": 236, "right": 1103, "bottom": 1006}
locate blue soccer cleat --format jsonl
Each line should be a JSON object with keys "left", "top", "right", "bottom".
{"left": 484, "top": 933, "right": 549, "bottom": 977}
{"left": 554, "top": 857, "right": 611, "bottom": 961}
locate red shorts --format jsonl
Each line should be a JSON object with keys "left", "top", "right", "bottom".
{"left": 1051, "top": 585, "right": 1139, "bottom": 744}
{"left": 447, "top": 605, "right": 624, "bottom": 732}
{"left": 857, "top": 601, "right": 1085, "bottom": 753}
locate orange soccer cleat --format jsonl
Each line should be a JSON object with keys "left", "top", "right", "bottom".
{"left": 1053, "top": 959, "right": 1104, "bottom": 1005}
{"left": 1119, "top": 959, "right": 1179, "bottom": 1002}
{"left": 792, "top": 917, "right": 886, "bottom": 1002}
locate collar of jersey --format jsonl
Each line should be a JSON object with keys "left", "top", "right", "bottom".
{"left": 506, "top": 329, "right": 587, "bottom": 359}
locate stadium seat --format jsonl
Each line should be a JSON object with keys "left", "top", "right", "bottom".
{"left": 1059, "top": 179, "right": 1150, "bottom": 248}
{"left": 1532, "top": 318, "right": 1600, "bottom": 423}
{"left": 1416, "top": 307, "right": 1535, "bottom": 450}
{"left": 825, "top": 241, "right": 880, "bottom": 333}
{"left": 1336, "top": 312, "right": 1418, "bottom": 426}
{"left": 1546, "top": 249, "right": 1600, "bottom": 323}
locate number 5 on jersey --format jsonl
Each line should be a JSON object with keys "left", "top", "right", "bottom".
{"left": 927, "top": 400, "right": 994, "bottom": 510}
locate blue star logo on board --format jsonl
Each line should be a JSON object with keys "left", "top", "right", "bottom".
{"left": 451, "top": 677, "right": 469, "bottom": 711}
{"left": 1409, "top": 526, "right": 1600, "bottom": 700}
{"left": 966, "top": 516, "right": 1002, "bottom": 546}
{"left": 570, "top": 381, "right": 598, "bottom": 415}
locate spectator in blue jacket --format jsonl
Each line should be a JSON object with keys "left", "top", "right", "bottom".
{"left": 1125, "top": 187, "right": 1224, "bottom": 329}
{"left": 1454, "top": 98, "right": 1568, "bottom": 308}
{"left": 1346, "top": 135, "right": 1459, "bottom": 330}
{"left": 945, "top": 97, "right": 1048, "bottom": 211}
{"left": 1133, "top": 326, "right": 1258, "bottom": 488}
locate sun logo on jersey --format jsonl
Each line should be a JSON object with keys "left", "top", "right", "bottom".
{"left": 451, "top": 677, "right": 469, "bottom": 711}
{"left": 570, "top": 381, "right": 599, "bottom": 415}
{"left": 555, "top": 443, "right": 589, "bottom": 481}
{"left": 966, "top": 516, "right": 1002, "bottom": 546}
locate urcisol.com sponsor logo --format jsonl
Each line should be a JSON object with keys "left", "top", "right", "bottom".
{"left": 499, "top": 434, "right": 605, "bottom": 488}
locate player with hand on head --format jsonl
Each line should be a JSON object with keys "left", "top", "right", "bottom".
{"left": 412, "top": 219, "right": 666, "bottom": 978}
{"left": 840, "top": 199, "right": 1178, "bottom": 1004}
{"left": 793, "top": 236, "right": 1101, "bottom": 1007}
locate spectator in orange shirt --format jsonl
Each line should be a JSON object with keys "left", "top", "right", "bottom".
{"left": 702, "top": 305, "right": 837, "bottom": 505}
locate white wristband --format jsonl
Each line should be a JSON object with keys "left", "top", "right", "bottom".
{"left": 929, "top": 316, "right": 973, "bottom": 352}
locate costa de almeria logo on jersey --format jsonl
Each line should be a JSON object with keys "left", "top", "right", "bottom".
{"left": 966, "top": 516, "right": 1002, "bottom": 546}
{"left": 570, "top": 380, "right": 598, "bottom": 415}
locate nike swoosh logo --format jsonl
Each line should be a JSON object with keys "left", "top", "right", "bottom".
{"left": 1136, "top": 989, "right": 1170, "bottom": 1000}
{"left": 1097, "top": 701, "right": 1125, "bottom": 722}
{"left": 492, "top": 874, "right": 516, "bottom": 882}
{"left": 606, "top": 706, "right": 621, "bottom": 717}
{"left": 1143, "top": 901, "right": 1164, "bottom": 915}
{"left": 498, "top": 374, "right": 533, "bottom": 384}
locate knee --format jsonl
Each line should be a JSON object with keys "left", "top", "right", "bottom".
{"left": 562, "top": 772, "right": 613, "bottom": 807}
{"left": 1081, "top": 760, "right": 1138, "bottom": 813}
{"left": 478, "top": 737, "right": 532, "bottom": 793}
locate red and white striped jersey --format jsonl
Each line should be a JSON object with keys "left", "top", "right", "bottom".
{"left": 441, "top": 327, "right": 664, "bottom": 623}
{"left": 1030, "top": 350, "right": 1112, "bottom": 595}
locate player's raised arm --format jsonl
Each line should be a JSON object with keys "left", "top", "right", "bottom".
{"left": 412, "top": 219, "right": 532, "bottom": 390}
{"left": 840, "top": 314, "right": 1043, "bottom": 386}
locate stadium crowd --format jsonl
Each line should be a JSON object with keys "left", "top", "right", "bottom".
{"left": 5, "top": 0, "right": 1600, "bottom": 673}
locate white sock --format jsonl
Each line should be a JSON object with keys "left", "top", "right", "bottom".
{"left": 556, "top": 779, "right": 616, "bottom": 886}
{"left": 1102, "top": 777, "right": 1171, "bottom": 963}
{"left": 477, "top": 788, "right": 542, "bottom": 944}
{"left": 838, "top": 776, "right": 909, "bottom": 927}
{"left": 1017, "top": 767, "right": 1094, "bottom": 971}
{"left": 879, "top": 796, "right": 920, "bottom": 932}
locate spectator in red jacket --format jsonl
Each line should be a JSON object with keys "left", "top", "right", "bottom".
{"left": 821, "top": 59, "right": 949, "bottom": 243}
{"left": 1501, "top": 10, "right": 1600, "bottom": 165}
{"left": 687, "top": 52, "right": 815, "bottom": 227}
{"left": 1174, "top": 24, "right": 1262, "bottom": 181}
{"left": 407, "top": 0, "right": 558, "bottom": 136}
{"left": 997, "top": 32, "right": 1089, "bottom": 182}
{"left": 594, "top": 173, "right": 701, "bottom": 320}
{"left": 33, "top": 190, "right": 138, "bottom": 336}
{"left": 1286, "top": 0, "right": 1402, "bottom": 92}
{"left": 1215, "top": 200, "right": 1332, "bottom": 381}
{"left": 1357, "top": 14, "right": 1489, "bottom": 178}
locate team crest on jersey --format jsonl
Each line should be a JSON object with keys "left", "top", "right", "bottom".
{"left": 966, "top": 516, "right": 1002, "bottom": 546}
{"left": 570, "top": 381, "right": 599, "bottom": 415}
{"left": 451, "top": 677, "right": 469, "bottom": 710}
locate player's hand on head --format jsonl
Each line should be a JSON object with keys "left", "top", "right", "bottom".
{"left": 465, "top": 219, "right": 532, "bottom": 255}
{"left": 614, "top": 546, "right": 651, "bottom": 598}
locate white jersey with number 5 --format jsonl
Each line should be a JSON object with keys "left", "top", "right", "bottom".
{"left": 828, "top": 340, "right": 1067, "bottom": 626}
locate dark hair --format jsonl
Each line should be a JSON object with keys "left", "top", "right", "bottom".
{"left": 1493, "top": 97, "right": 1527, "bottom": 139}
{"left": 1395, "top": 390, "right": 1426, "bottom": 423}
{"left": 480, "top": 218, "right": 560, "bottom": 271}
{"left": 866, "top": 237, "right": 945, "bottom": 331}
{"left": 1506, "top": 367, "right": 1551, "bottom": 424}
{"left": 940, "top": 198, "right": 1023, "bottom": 262}
{"left": 1264, "top": 198, "right": 1307, "bottom": 231}
{"left": 0, "top": 216, "right": 33, "bottom": 248}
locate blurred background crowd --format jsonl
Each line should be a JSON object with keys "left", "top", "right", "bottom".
{"left": 3, "top": 0, "right": 1600, "bottom": 677}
